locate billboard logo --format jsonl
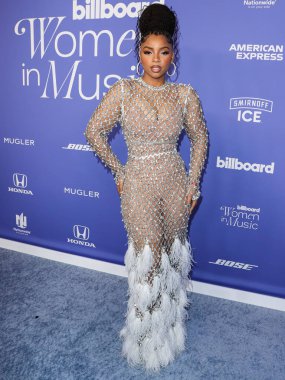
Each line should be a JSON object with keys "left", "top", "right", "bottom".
{"left": 8, "top": 173, "right": 33, "bottom": 195}
{"left": 13, "top": 212, "right": 31, "bottom": 235}
{"left": 67, "top": 225, "right": 96, "bottom": 247}
{"left": 216, "top": 156, "right": 275, "bottom": 174}
{"left": 220, "top": 204, "right": 261, "bottom": 230}
{"left": 230, "top": 97, "right": 273, "bottom": 123}
{"left": 72, "top": 0, "right": 165, "bottom": 20}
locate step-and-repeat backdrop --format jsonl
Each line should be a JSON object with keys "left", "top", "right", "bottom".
{"left": 1, "top": 1, "right": 284, "bottom": 299}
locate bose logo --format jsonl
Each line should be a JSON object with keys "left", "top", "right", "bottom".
{"left": 73, "top": 225, "right": 90, "bottom": 240}
{"left": 13, "top": 173, "right": 28, "bottom": 188}
{"left": 209, "top": 259, "right": 258, "bottom": 271}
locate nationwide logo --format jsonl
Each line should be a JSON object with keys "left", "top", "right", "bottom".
{"left": 243, "top": 0, "right": 277, "bottom": 9}
{"left": 3, "top": 137, "right": 35, "bottom": 146}
{"left": 209, "top": 259, "right": 258, "bottom": 270}
{"left": 220, "top": 204, "right": 261, "bottom": 230}
{"left": 216, "top": 156, "right": 275, "bottom": 174}
{"left": 230, "top": 97, "right": 273, "bottom": 123}
{"left": 67, "top": 224, "right": 96, "bottom": 248}
{"left": 8, "top": 173, "right": 34, "bottom": 195}
{"left": 13, "top": 212, "right": 31, "bottom": 235}
{"left": 72, "top": 0, "right": 165, "bottom": 20}
{"left": 229, "top": 44, "right": 283, "bottom": 61}
{"left": 64, "top": 187, "right": 100, "bottom": 198}
{"left": 62, "top": 143, "right": 93, "bottom": 151}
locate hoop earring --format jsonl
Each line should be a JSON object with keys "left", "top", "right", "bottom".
{"left": 136, "top": 62, "right": 144, "bottom": 76}
{"left": 167, "top": 62, "right": 176, "bottom": 77}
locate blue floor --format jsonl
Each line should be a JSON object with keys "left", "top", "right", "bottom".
{"left": 0, "top": 247, "right": 284, "bottom": 380}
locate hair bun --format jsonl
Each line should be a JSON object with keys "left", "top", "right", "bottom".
{"left": 139, "top": 4, "right": 176, "bottom": 37}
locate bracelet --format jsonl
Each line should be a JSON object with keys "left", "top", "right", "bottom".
{"left": 114, "top": 168, "right": 125, "bottom": 186}
{"left": 191, "top": 190, "right": 201, "bottom": 201}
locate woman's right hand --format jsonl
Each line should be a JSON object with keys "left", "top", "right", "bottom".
{"left": 117, "top": 178, "right": 124, "bottom": 197}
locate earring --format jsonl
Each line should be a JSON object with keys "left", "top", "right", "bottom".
{"left": 167, "top": 61, "right": 176, "bottom": 76}
{"left": 136, "top": 61, "right": 144, "bottom": 76}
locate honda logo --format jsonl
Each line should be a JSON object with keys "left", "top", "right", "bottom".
{"left": 13, "top": 173, "right": 27, "bottom": 188}
{"left": 73, "top": 225, "right": 90, "bottom": 240}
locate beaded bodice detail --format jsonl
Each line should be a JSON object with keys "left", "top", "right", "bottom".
{"left": 84, "top": 77, "right": 208, "bottom": 197}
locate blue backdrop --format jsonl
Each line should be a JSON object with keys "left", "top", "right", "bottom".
{"left": 1, "top": 0, "right": 284, "bottom": 299}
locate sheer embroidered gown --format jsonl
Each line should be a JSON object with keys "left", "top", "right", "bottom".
{"left": 84, "top": 76, "right": 208, "bottom": 371}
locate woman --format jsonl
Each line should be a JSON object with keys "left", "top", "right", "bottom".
{"left": 84, "top": 3, "right": 209, "bottom": 372}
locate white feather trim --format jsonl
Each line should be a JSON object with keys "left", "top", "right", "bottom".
{"left": 127, "top": 308, "right": 144, "bottom": 339}
{"left": 141, "top": 337, "right": 161, "bottom": 372}
{"left": 169, "top": 236, "right": 182, "bottom": 264}
{"left": 124, "top": 240, "right": 137, "bottom": 272}
{"left": 173, "top": 321, "right": 186, "bottom": 352}
{"left": 180, "top": 239, "right": 195, "bottom": 278}
{"left": 122, "top": 335, "right": 141, "bottom": 365}
{"left": 157, "top": 338, "right": 175, "bottom": 366}
{"left": 178, "top": 287, "right": 190, "bottom": 309}
{"left": 165, "top": 267, "right": 181, "bottom": 294}
{"left": 151, "top": 307, "right": 166, "bottom": 334}
{"left": 136, "top": 242, "right": 153, "bottom": 281}
{"left": 119, "top": 325, "right": 127, "bottom": 339}
{"left": 150, "top": 274, "right": 161, "bottom": 301}
{"left": 127, "top": 269, "right": 136, "bottom": 291}
{"left": 134, "top": 282, "right": 152, "bottom": 312}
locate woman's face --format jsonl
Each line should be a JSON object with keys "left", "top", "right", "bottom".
{"left": 139, "top": 34, "right": 174, "bottom": 82}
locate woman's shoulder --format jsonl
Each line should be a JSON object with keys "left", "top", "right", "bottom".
{"left": 174, "top": 81, "right": 194, "bottom": 92}
{"left": 170, "top": 81, "right": 196, "bottom": 101}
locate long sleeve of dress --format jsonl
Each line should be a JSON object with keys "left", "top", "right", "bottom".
{"left": 183, "top": 85, "right": 209, "bottom": 198}
{"left": 83, "top": 78, "right": 125, "bottom": 185}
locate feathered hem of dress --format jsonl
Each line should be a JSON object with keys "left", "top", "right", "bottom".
{"left": 118, "top": 235, "right": 196, "bottom": 372}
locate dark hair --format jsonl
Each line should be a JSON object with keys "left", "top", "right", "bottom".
{"left": 134, "top": 4, "right": 180, "bottom": 74}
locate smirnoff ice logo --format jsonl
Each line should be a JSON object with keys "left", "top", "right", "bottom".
{"left": 220, "top": 204, "right": 261, "bottom": 230}
{"left": 230, "top": 97, "right": 273, "bottom": 123}
{"left": 216, "top": 156, "right": 275, "bottom": 174}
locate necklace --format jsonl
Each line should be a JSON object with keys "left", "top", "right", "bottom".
{"left": 136, "top": 76, "right": 169, "bottom": 91}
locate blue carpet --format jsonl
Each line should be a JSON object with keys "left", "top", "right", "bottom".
{"left": 0, "top": 247, "right": 284, "bottom": 380}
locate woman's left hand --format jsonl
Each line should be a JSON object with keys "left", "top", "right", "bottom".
{"left": 185, "top": 193, "right": 198, "bottom": 215}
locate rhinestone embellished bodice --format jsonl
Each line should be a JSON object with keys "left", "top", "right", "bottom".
{"left": 84, "top": 77, "right": 208, "bottom": 195}
{"left": 84, "top": 76, "right": 209, "bottom": 371}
